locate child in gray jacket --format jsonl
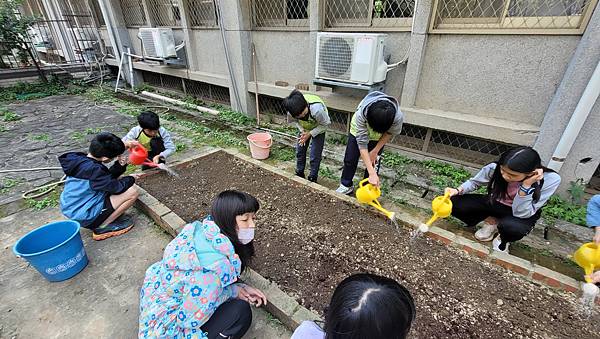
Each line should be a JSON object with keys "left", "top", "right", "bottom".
{"left": 336, "top": 91, "right": 403, "bottom": 194}
{"left": 445, "top": 146, "right": 561, "bottom": 253}
{"left": 123, "top": 111, "right": 175, "bottom": 169}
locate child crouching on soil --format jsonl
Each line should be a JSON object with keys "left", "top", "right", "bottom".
{"left": 445, "top": 146, "right": 560, "bottom": 253}
{"left": 291, "top": 273, "right": 416, "bottom": 339}
{"left": 586, "top": 195, "right": 600, "bottom": 283}
{"left": 59, "top": 132, "right": 139, "bottom": 241}
{"left": 139, "top": 190, "right": 267, "bottom": 339}
{"left": 123, "top": 111, "right": 175, "bottom": 170}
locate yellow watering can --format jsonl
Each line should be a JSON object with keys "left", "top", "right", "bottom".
{"left": 355, "top": 179, "right": 395, "bottom": 220}
{"left": 419, "top": 192, "right": 453, "bottom": 232}
{"left": 573, "top": 243, "right": 600, "bottom": 283}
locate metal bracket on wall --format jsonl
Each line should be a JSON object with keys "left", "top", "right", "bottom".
{"left": 313, "top": 78, "right": 385, "bottom": 93}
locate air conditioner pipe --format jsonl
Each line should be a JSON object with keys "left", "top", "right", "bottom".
{"left": 547, "top": 60, "right": 600, "bottom": 172}
{"left": 140, "top": 91, "right": 219, "bottom": 115}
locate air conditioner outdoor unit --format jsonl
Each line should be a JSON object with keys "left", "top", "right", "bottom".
{"left": 315, "top": 32, "right": 388, "bottom": 86}
{"left": 138, "top": 28, "right": 177, "bottom": 59}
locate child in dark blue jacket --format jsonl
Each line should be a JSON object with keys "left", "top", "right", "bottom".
{"left": 59, "top": 132, "right": 139, "bottom": 240}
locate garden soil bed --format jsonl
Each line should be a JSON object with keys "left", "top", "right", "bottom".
{"left": 139, "top": 151, "right": 600, "bottom": 338}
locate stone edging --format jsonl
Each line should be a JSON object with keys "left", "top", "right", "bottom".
{"left": 134, "top": 148, "right": 323, "bottom": 331}
{"left": 135, "top": 148, "right": 587, "bottom": 332}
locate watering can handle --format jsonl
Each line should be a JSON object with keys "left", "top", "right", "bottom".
{"left": 443, "top": 191, "right": 451, "bottom": 200}
{"left": 359, "top": 178, "right": 369, "bottom": 188}
{"left": 248, "top": 138, "right": 273, "bottom": 149}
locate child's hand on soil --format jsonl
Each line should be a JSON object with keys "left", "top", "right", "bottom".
{"left": 237, "top": 285, "right": 267, "bottom": 307}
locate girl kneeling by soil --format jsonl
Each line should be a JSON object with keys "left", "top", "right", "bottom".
{"left": 291, "top": 273, "right": 416, "bottom": 339}
{"left": 445, "top": 146, "right": 560, "bottom": 253}
{"left": 139, "top": 190, "right": 267, "bottom": 339}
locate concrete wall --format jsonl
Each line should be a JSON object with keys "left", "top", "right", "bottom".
{"left": 416, "top": 35, "right": 580, "bottom": 126}
{"left": 252, "top": 31, "right": 409, "bottom": 101}
{"left": 94, "top": 0, "right": 600, "bottom": 191}
{"left": 188, "top": 29, "right": 228, "bottom": 75}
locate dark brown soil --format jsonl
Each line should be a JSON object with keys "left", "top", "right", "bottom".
{"left": 139, "top": 151, "right": 600, "bottom": 339}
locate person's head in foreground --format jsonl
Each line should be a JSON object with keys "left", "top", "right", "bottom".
{"left": 324, "top": 273, "right": 416, "bottom": 339}
{"left": 89, "top": 132, "right": 125, "bottom": 162}
{"left": 211, "top": 190, "right": 259, "bottom": 271}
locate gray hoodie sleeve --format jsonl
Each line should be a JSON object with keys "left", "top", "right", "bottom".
{"left": 459, "top": 163, "right": 496, "bottom": 194}
{"left": 512, "top": 172, "right": 561, "bottom": 218}
{"left": 123, "top": 126, "right": 142, "bottom": 142}
{"left": 309, "top": 103, "right": 331, "bottom": 137}
{"left": 159, "top": 127, "right": 176, "bottom": 158}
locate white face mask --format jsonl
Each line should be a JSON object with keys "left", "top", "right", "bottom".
{"left": 237, "top": 228, "right": 255, "bottom": 245}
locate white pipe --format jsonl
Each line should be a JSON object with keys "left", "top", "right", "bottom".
{"left": 127, "top": 47, "right": 135, "bottom": 89}
{"left": 140, "top": 91, "right": 219, "bottom": 115}
{"left": 548, "top": 60, "right": 600, "bottom": 171}
{"left": 98, "top": 0, "right": 121, "bottom": 63}
{"left": 114, "top": 51, "right": 125, "bottom": 92}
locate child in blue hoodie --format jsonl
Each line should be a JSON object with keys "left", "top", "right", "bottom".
{"left": 139, "top": 190, "right": 267, "bottom": 338}
{"left": 59, "top": 132, "right": 139, "bottom": 241}
{"left": 336, "top": 91, "right": 404, "bottom": 195}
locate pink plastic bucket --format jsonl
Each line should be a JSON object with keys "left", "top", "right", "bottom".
{"left": 247, "top": 132, "right": 272, "bottom": 160}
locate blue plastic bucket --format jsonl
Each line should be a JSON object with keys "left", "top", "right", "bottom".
{"left": 13, "top": 220, "right": 88, "bottom": 282}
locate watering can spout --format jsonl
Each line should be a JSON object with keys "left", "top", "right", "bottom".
{"left": 422, "top": 192, "right": 453, "bottom": 230}
{"left": 355, "top": 179, "right": 395, "bottom": 220}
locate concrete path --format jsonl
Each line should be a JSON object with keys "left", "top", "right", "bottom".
{"left": 0, "top": 207, "right": 290, "bottom": 338}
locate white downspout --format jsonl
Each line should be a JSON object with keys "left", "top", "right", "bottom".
{"left": 98, "top": 0, "right": 122, "bottom": 64}
{"left": 547, "top": 60, "right": 600, "bottom": 172}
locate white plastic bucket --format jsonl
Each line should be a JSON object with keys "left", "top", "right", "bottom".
{"left": 247, "top": 132, "right": 273, "bottom": 160}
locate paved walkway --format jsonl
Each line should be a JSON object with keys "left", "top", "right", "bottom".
{"left": 0, "top": 94, "right": 290, "bottom": 338}
{"left": 0, "top": 207, "right": 290, "bottom": 338}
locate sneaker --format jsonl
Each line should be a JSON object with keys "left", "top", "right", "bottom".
{"left": 295, "top": 172, "right": 305, "bottom": 179}
{"left": 93, "top": 215, "right": 134, "bottom": 241}
{"left": 474, "top": 222, "right": 498, "bottom": 242}
{"left": 335, "top": 184, "right": 354, "bottom": 195}
{"left": 492, "top": 235, "right": 509, "bottom": 253}
{"left": 307, "top": 176, "right": 317, "bottom": 183}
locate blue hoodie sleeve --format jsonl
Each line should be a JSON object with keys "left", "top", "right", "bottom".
{"left": 108, "top": 161, "right": 127, "bottom": 178}
{"left": 89, "top": 168, "right": 135, "bottom": 194}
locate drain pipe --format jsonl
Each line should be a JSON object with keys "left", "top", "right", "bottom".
{"left": 547, "top": 60, "right": 600, "bottom": 172}
{"left": 140, "top": 91, "right": 219, "bottom": 115}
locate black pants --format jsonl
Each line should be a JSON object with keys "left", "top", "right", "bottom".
{"left": 142, "top": 137, "right": 166, "bottom": 170}
{"left": 450, "top": 194, "right": 541, "bottom": 249}
{"left": 200, "top": 299, "right": 252, "bottom": 339}
{"left": 340, "top": 134, "right": 383, "bottom": 187}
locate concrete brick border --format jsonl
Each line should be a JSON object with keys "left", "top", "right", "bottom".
{"left": 136, "top": 148, "right": 586, "bottom": 330}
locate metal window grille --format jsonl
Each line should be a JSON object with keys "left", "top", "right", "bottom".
{"left": 185, "top": 0, "right": 218, "bottom": 27}
{"left": 148, "top": 0, "right": 182, "bottom": 26}
{"left": 89, "top": 0, "right": 106, "bottom": 26}
{"left": 431, "top": 0, "right": 598, "bottom": 33}
{"left": 184, "top": 79, "right": 231, "bottom": 105}
{"left": 324, "top": 0, "right": 414, "bottom": 30}
{"left": 58, "top": 0, "right": 94, "bottom": 27}
{"left": 119, "top": 0, "right": 147, "bottom": 26}
{"left": 252, "top": 0, "right": 309, "bottom": 28}
{"left": 161, "top": 74, "right": 185, "bottom": 92}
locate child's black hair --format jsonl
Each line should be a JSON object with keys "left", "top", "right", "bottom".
{"left": 488, "top": 146, "right": 553, "bottom": 203}
{"left": 211, "top": 190, "right": 260, "bottom": 272}
{"left": 138, "top": 111, "right": 160, "bottom": 130}
{"left": 324, "top": 273, "right": 416, "bottom": 339}
{"left": 89, "top": 132, "right": 125, "bottom": 159}
{"left": 366, "top": 100, "right": 396, "bottom": 134}
{"left": 282, "top": 90, "right": 308, "bottom": 118}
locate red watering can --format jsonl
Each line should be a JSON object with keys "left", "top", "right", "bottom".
{"left": 128, "top": 145, "right": 158, "bottom": 168}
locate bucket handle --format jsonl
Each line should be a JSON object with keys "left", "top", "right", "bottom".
{"left": 248, "top": 137, "right": 273, "bottom": 149}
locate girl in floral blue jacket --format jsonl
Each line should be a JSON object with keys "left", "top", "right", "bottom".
{"left": 139, "top": 190, "right": 267, "bottom": 339}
